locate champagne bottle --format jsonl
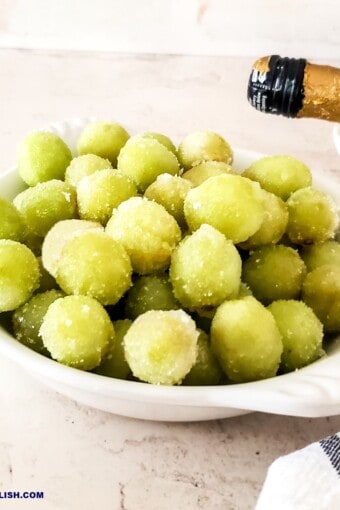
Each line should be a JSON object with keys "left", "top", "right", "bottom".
{"left": 247, "top": 55, "right": 340, "bottom": 122}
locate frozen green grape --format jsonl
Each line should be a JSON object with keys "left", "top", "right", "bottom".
{"left": 182, "top": 161, "right": 233, "bottom": 187}
{"left": 123, "top": 309, "right": 199, "bottom": 385}
{"left": 125, "top": 274, "right": 178, "bottom": 319}
{"left": 65, "top": 154, "right": 112, "bottom": 188}
{"left": 211, "top": 296, "right": 283, "bottom": 382}
{"left": 184, "top": 174, "right": 264, "bottom": 244}
{"left": 42, "top": 219, "right": 103, "bottom": 277}
{"left": 12, "top": 289, "right": 64, "bottom": 355}
{"left": 302, "top": 265, "right": 340, "bottom": 332}
{"left": 183, "top": 330, "right": 222, "bottom": 386}
{"left": 40, "top": 295, "right": 114, "bottom": 370}
{"left": 144, "top": 173, "right": 192, "bottom": 228}
{"left": 300, "top": 240, "right": 340, "bottom": 271}
{"left": 286, "top": 187, "right": 339, "bottom": 245}
{"left": 106, "top": 197, "right": 181, "bottom": 274}
{"left": 242, "top": 155, "right": 312, "bottom": 200}
{"left": 77, "top": 169, "right": 137, "bottom": 225}
{"left": 178, "top": 131, "right": 233, "bottom": 170}
{"left": 77, "top": 121, "right": 130, "bottom": 166}
{"left": 18, "top": 131, "right": 72, "bottom": 186}
{"left": 0, "top": 197, "right": 26, "bottom": 242}
{"left": 242, "top": 245, "right": 307, "bottom": 304}
{"left": 36, "top": 256, "right": 57, "bottom": 292}
{"left": 95, "top": 319, "right": 132, "bottom": 379}
{"left": 56, "top": 231, "right": 132, "bottom": 306}
{"left": 141, "top": 132, "right": 177, "bottom": 155}
{"left": 170, "top": 224, "right": 242, "bottom": 309}
{"left": 13, "top": 180, "right": 77, "bottom": 237}
{"left": 117, "top": 136, "right": 180, "bottom": 191}
{"left": 239, "top": 189, "right": 288, "bottom": 249}
{"left": 0, "top": 240, "right": 40, "bottom": 312}
{"left": 268, "top": 300, "right": 324, "bottom": 372}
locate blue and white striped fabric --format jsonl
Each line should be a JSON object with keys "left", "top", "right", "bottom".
{"left": 256, "top": 434, "right": 340, "bottom": 509}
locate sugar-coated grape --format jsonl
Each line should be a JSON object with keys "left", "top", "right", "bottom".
{"left": 211, "top": 296, "right": 283, "bottom": 382}
{"left": 300, "top": 240, "right": 340, "bottom": 271}
{"left": 268, "top": 300, "right": 324, "bottom": 372}
{"left": 182, "top": 161, "right": 233, "bottom": 187}
{"left": 77, "top": 121, "right": 130, "bottom": 166}
{"left": 13, "top": 180, "right": 77, "bottom": 237}
{"left": 242, "top": 155, "right": 312, "bottom": 200}
{"left": 144, "top": 173, "right": 192, "bottom": 228}
{"left": 18, "top": 131, "right": 72, "bottom": 186}
{"left": 184, "top": 174, "right": 264, "bottom": 244}
{"left": 170, "top": 224, "right": 242, "bottom": 309}
{"left": 0, "top": 197, "right": 26, "bottom": 242}
{"left": 141, "top": 132, "right": 177, "bottom": 155}
{"left": 65, "top": 154, "right": 112, "bottom": 188}
{"left": 0, "top": 240, "right": 40, "bottom": 312}
{"left": 40, "top": 295, "right": 114, "bottom": 370}
{"left": 124, "top": 274, "right": 179, "bottom": 320}
{"left": 302, "top": 265, "right": 340, "bottom": 332}
{"left": 42, "top": 219, "right": 103, "bottom": 277}
{"left": 239, "top": 189, "right": 288, "bottom": 249}
{"left": 12, "top": 290, "right": 64, "bottom": 354}
{"left": 106, "top": 197, "right": 181, "bottom": 274}
{"left": 95, "top": 319, "right": 132, "bottom": 379}
{"left": 242, "top": 245, "right": 307, "bottom": 304}
{"left": 183, "top": 330, "right": 222, "bottom": 386}
{"left": 56, "top": 231, "right": 132, "bottom": 305}
{"left": 123, "top": 309, "right": 199, "bottom": 385}
{"left": 178, "top": 131, "right": 233, "bottom": 170}
{"left": 117, "top": 136, "right": 180, "bottom": 191}
{"left": 286, "top": 187, "right": 339, "bottom": 245}
{"left": 77, "top": 169, "right": 137, "bottom": 225}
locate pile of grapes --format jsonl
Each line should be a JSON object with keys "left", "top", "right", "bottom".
{"left": 0, "top": 120, "right": 339, "bottom": 386}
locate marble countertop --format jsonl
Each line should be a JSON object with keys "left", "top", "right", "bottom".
{"left": 0, "top": 49, "right": 340, "bottom": 510}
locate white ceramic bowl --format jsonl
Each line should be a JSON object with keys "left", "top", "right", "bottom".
{"left": 0, "top": 118, "right": 340, "bottom": 422}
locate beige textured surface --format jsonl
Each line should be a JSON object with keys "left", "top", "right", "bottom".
{"left": 0, "top": 49, "right": 340, "bottom": 510}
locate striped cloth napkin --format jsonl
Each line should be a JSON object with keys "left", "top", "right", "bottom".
{"left": 256, "top": 434, "right": 340, "bottom": 509}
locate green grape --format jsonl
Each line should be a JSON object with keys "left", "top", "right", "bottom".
{"left": 123, "top": 309, "right": 199, "bottom": 385}
{"left": 184, "top": 173, "right": 264, "bottom": 244}
{"left": 211, "top": 296, "right": 283, "bottom": 382}
{"left": 42, "top": 219, "right": 103, "bottom": 277}
{"left": 183, "top": 330, "right": 222, "bottom": 386}
{"left": 77, "top": 169, "right": 137, "bottom": 225}
{"left": 181, "top": 161, "right": 233, "bottom": 187}
{"left": 36, "top": 256, "right": 57, "bottom": 291}
{"left": 77, "top": 121, "right": 130, "bottom": 166}
{"left": 95, "top": 319, "right": 132, "bottom": 379}
{"left": 0, "top": 197, "right": 26, "bottom": 242}
{"left": 40, "top": 295, "right": 114, "bottom": 370}
{"left": 268, "top": 300, "right": 324, "bottom": 372}
{"left": 0, "top": 240, "right": 40, "bottom": 312}
{"left": 177, "top": 131, "right": 233, "bottom": 170}
{"left": 105, "top": 197, "right": 181, "bottom": 274}
{"left": 286, "top": 187, "right": 339, "bottom": 245}
{"left": 141, "top": 132, "right": 177, "bottom": 155}
{"left": 239, "top": 189, "right": 288, "bottom": 249}
{"left": 125, "top": 274, "right": 179, "bottom": 319}
{"left": 12, "top": 289, "right": 64, "bottom": 355}
{"left": 56, "top": 231, "right": 132, "bottom": 306}
{"left": 117, "top": 136, "right": 180, "bottom": 191}
{"left": 13, "top": 180, "right": 77, "bottom": 237}
{"left": 170, "top": 224, "right": 242, "bottom": 309}
{"left": 302, "top": 265, "right": 340, "bottom": 332}
{"left": 18, "top": 131, "right": 72, "bottom": 186}
{"left": 65, "top": 154, "right": 112, "bottom": 188}
{"left": 300, "top": 240, "right": 340, "bottom": 271}
{"left": 242, "top": 155, "right": 312, "bottom": 200}
{"left": 144, "top": 173, "right": 192, "bottom": 228}
{"left": 242, "top": 245, "right": 307, "bottom": 304}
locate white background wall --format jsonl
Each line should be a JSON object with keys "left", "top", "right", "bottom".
{"left": 0, "top": 0, "right": 339, "bottom": 60}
